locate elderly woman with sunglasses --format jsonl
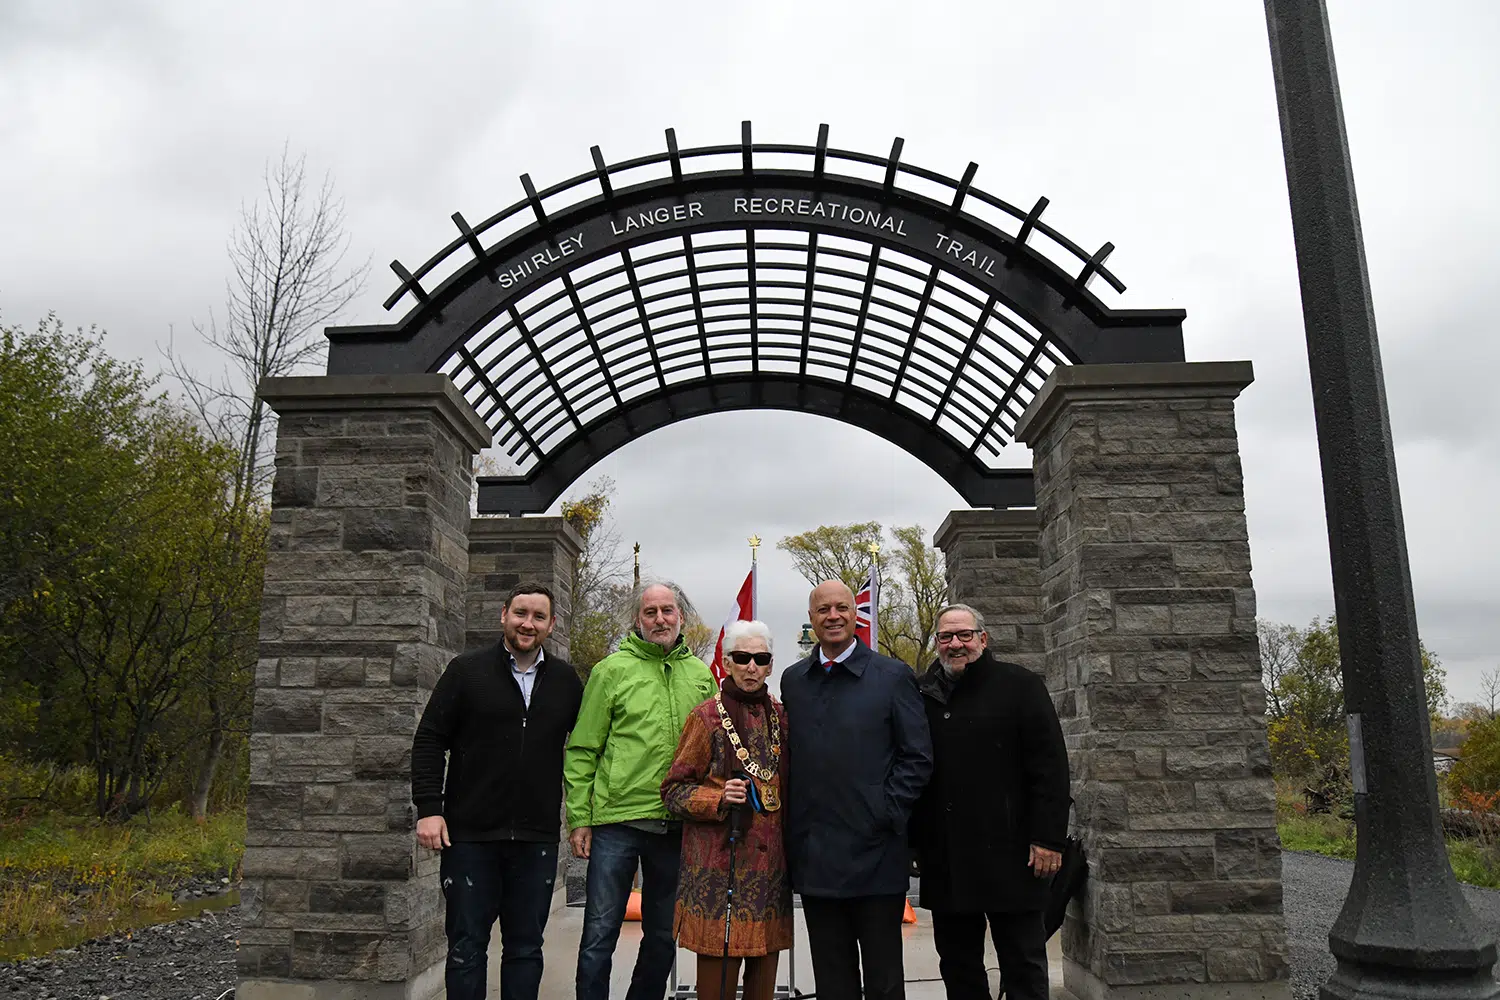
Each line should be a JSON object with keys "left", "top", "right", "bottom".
{"left": 660, "top": 619, "right": 792, "bottom": 1000}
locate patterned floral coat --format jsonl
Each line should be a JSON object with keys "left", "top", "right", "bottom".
{"left": 660, "top": 693, "right": 793, "bottom": 956}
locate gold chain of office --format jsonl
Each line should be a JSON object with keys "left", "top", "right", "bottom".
{"left": 713, "top": 692, "right": 781, "bottom": 780}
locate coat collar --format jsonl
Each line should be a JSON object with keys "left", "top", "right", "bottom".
{"left": 919, "top": 648, "right": 994, "bottom": 697}
{"left": 799, "top": 637, "right": 872, "bottom": 678}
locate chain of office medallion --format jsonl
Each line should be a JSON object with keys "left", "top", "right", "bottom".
{"left": 713, "top": 692, "right": 781, "bottom": 780}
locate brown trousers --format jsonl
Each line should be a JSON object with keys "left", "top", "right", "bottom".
{"left": 695, "top": 952, "right": 781, "bottom": 1000}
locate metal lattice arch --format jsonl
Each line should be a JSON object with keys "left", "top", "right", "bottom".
{"left": 326, "top": 123, "right": 1185, "bottom": 514}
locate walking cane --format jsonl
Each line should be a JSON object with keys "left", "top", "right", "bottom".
{"left": 719, "top": 794, "right": 744, "bottom": 1000}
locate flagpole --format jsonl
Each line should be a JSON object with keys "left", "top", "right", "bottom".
{"left": 867, "top": 540, "right": 881, "bottom": 653}
{"left": 748, "top": 534, "right": 760, "bottom": 620}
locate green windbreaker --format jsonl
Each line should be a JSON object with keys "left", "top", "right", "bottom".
{"left": 564, "top": 631, "right": 717, "bottom": 829}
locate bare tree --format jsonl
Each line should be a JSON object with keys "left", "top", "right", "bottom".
{"left": 164, "top": 147, "right": 366, "bottom": 817}
{"left": 168, "top": 145, "right": 368, "bottom": 505}
{"left": 1480, "top": 667, "right": 1500, "bottom": 720}
{"left": 1257, "top": 618, "right": 1299, "bottom": 719}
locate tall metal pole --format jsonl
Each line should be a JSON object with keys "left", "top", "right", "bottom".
{"left": 1262, "top": 3, "right": 1498, "bottom": 997}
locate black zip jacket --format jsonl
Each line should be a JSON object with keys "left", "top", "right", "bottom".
{"left": 411, "top": 642, "right": 583, "bottom": 842}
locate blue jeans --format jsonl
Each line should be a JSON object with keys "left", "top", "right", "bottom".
{"left": 576, "top": 824, "right": 683, "bottom": 1000}
{"left": 441, "top": 839, "right": 557, "bottom": 1000}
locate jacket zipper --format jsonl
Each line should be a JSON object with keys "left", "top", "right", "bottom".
{"left": 507, "top": 658, "right": 536, "bottom": 841}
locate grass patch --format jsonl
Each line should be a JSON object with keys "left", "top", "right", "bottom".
{"left": 1277, "top": 810, "right": 1357, "bottom": 860}
{"left": 0, "top": 807, "right": 245, "bottom": 954}
{"left": 1446, "top": 840, "right": 1500, "bottom": 890}
{"left": 1277, "top": 793, "right": 1500, "bottom": 889}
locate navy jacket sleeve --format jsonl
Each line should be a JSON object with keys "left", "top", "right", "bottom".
{"left": 411, "top": 659, "right": 461, "bottom": 819}
{"left": 1021, "top": 672, "right": 1071, "bottom": 850}
{"left": 884, "top": 667, "right": 933, "bottom": 827}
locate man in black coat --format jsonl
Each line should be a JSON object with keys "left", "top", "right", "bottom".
{"left": 411, "top": 583, "right": 584, "bottom": 1000}
{"left": 782, "top": 580, "right": 933, "bottom": 1000}
{"left": 910, "top": 603, "right": 1070, "bottom": 1000}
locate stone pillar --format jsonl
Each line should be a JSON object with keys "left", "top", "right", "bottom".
{"left": 1014, "top": 362, "right": 1287, "bottom": 1000}
{"left": 933, "top": 509, "right": 1045, "bottom": 678}
{"left": 240, "top": 374, "right": 491, "bottom": 1000}
{"left": 466, "top": 516, "right": 584, "bottom": 657}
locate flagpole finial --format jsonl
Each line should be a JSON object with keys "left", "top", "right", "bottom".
{"left": 748, "top": 534, "right": 762, "bottom": 562}
{"left": 633, "top": 542, "right": 641, "bottom": 586}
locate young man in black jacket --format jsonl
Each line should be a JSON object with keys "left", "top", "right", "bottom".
{"left": 910, "top": 604, "right": 1070, "bottom": 1000}
{"left": 411, "top": 583, "right": 584, "bottom": 1000}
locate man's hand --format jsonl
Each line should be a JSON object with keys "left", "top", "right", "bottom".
{"left": 569, "top": 826, "right": 592, "bottom": 859}
{"left": 721, "top": 778, "right": 749, "bottom": 807}
{"left": 1029, "top": 844, "right": 1062, "bottom": 878}
{"left": 416, "top": 815, "right": 450, "bottom": 851}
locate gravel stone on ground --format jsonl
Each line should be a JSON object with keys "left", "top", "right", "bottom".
{"left": 1281, "top": 850, "right": 1500, "bottom": 999}
{"left": 0, "top": 892, "right": 239, "bottom": 1000}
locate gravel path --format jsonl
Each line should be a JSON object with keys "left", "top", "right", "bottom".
{"left": 0, "top": 897, "right": 239, "bottom": 1000}
{"left": 5, "top": 853, "right": 1499, "bottom": 998}
{"left": 1281, "top": 850, "right": 1500, "bottom": 999}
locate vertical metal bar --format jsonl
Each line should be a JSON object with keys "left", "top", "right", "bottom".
{"left": 456, "top": 346, "right": 539, "bottom": 460}
{"left": 799, "top": 233, "right": 819, "bottom": 377}
{"left": 883, "top": 137, "right": 904, "bottom": 194}
{"left": 891, "top": 266, "right": 940, "bottom": 400}
{"left": 557, "top": 274, "right": 625, "bottom": 411}
{"left": 507, "top": 305, "right": 581, "bottom": 432}
{"left": 845, "top": 247, "right": 883, "bottom": 384}
{"left": 1263, "top": 3, "right": 1497, "bottom": 996}
{"left": 932, "top": 295, "right": 996, "bottom": 423}
{"left": 620, "top": 248, "right": 668, "bottom": 390}
{"left": 746, "top": 229, "right": 758, "bottom": 373}
{"left": 682, "top": 234, "right": 712, "bottom": 378}
{"left": 950, "top": 162, "right": 979, "bottom": 213}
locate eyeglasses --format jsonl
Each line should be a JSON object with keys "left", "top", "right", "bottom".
{"left": 936, "top": 630, "right": 978, "bottom": 644}
{"left": 728, "top": 651, "right": 773, "bottom": 666}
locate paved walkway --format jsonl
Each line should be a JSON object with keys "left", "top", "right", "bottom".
{"left": 504, "top": 901, "right": 1062, "bottom": 1000}
{"left": 476, "top": 851, "right": 1500, "bottom": 1000}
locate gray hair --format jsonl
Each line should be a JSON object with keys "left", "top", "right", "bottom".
{"left": 936, "top": 603, "right": 986, "bottom": 631}
{"left": 724, "top": 619, "right": 774, "bottom": 656}
{"left": 632, "top": 579, "right": 696, "bottom": 620}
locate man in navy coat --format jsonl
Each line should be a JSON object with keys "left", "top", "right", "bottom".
{"left": 781, "top": 579, "right": 933, "bottom": 1000}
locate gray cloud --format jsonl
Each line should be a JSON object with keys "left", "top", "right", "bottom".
{"left": 2, "top": 0, "right": 1497, "bottom": 700}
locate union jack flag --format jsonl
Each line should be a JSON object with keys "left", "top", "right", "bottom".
{"left": 855, "top": 569, "right": 879, "bottom": 650}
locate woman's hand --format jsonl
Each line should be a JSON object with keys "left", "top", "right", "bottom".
{"left": 721, "top": 778, "right": 749, "bottom": 807}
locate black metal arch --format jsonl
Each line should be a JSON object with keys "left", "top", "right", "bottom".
{"left": 325, "top": 123, "right": 1186, "bottom": 514}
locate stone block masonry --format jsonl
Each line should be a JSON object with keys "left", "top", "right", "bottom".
{"left": 934, "top": 508, "right": 1045, "bottom": 678}
{"left": 1014, "top": 362, "right": 1288, "bottom": 1000}
{"left": 466, "top": 516, "right": 583, "bottom": 657}
{"left": 240, "top": 375, "right": 490, "bottom": 1000}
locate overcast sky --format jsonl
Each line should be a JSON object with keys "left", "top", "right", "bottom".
{"left": 3, "top": 1, "right": 1496, "bottom": 702}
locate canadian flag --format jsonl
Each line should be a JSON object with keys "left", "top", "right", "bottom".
{"left": 855, "top": 569, "right": 879, "bottom": 651}
{"left": 708, "top": 562, "right": 758, "bottom": 682}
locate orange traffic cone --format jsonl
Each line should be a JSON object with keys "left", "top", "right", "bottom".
{"left": 624, "top": 889, "right": 644, "bottom": 921}
{"left": 902, "top": 898, "right": 917, "bottom": 924}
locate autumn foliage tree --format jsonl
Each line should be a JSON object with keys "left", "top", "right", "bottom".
{"left": 1, "top": 318, "right": 262, "bottom": 818}
{"left": 1264, "top": 614, "right": 1448, "bottom": 810}
{"left": 777, "top": 521, "right": 946, "bottom": 668}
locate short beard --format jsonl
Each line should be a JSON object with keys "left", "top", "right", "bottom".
{"left": 940, "top": 653, "right": 971, "bottom": 675}
{"left": 644, "top": 628, "right": 680, "bottom": 650}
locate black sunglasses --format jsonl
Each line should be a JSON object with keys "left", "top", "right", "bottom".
{"left": 728, "top": 651, "right": 772, "bottom": 666}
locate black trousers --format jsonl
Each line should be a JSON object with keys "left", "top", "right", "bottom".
{"left": 801, "top": 894, "right": 907, "bottom": 1000}
{"left": 931, "top": 909, "right": 1048, "bottom": 1000}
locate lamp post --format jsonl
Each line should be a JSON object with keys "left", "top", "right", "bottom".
{"left": 1262, "top": 3, "right": 1497, "bottom": 997}
{"left": 797, "top": 624, "right": 816, "bottom": 659}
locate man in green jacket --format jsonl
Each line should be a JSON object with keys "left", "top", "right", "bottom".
{"left": 567, "top": 581, "right": 717, "bottom": 1000}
